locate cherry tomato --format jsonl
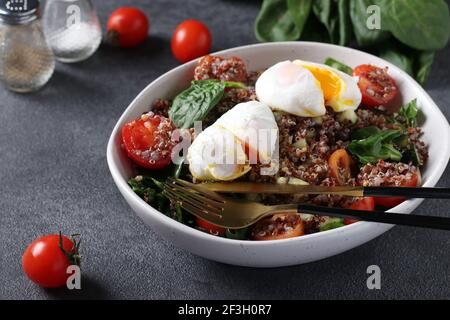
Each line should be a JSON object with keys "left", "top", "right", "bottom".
{"left": 121, "top": 113, "right": 177, "bottom": 169}
{"left": 344, "top": 197, "right": 375, "bottom": 225}
{"left": 22, "top": 233, "right": 80, "bottom": 288}
{"left": 196, "top": 217, "right": 226, "bottom": 236}
{"left": 353, "top": 64, "right": 399, "bottom": 110}
{"left": 328, "top": 149, "right": 354, "bottom": 186}
{"left": 374, "top": 173, "right": 419, "bottom": 208}
{"left": 107, "top": 7, "right": 149, "bottom": 47}
{"left": 251, "top": 213, "right": 304, "bottom": 240}
{"left": 171, "top": 19, "right": 212, "bottom": 63}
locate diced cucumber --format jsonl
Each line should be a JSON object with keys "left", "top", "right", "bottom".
{"left": 319, "top": 218, "right": 345, "bottom": 231}
{"left": 337, "top": 109, "right": 358, "bottom": 124}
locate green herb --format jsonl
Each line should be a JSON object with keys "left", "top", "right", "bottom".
{"left": 226, "top": 228, "right": 249, "bottom": 240}
{"left": 348, "top": 129, "right": 405, "bottom": 164}
{"left": 255, "top": 0, "right": 300, "bottom": 42}
{"left": 128, "top": 176, "right": 167, "bottom": 211}
{"left": 312, "top": 0, "right": 338, "bottom": 44}
{"left": 319, "top": 218, "right": 345, "bottom": 231}
{"left": 349, "top": 0, "right": 389, "bottom": 46}
{"left": 397, "top": 99, "right": 418, "bottom": 127}
{"left": 287, "top": 0, "right": 312, "bottom": 37}
{"left": 169, "top": 80, "right": 226, "bottom": 129}
{"left": 402, "top": 145, "right": 423, "bottom": 166}
{"left": 379, "top": 49, "right": 414, "bottom": 77}
{"left": 379, "top": 0, "right": 450, "bottom": 51}
{"left": 350, "top": 125, "right": 380, "bottom": 140}
{"left": 416, "top": 51, "right": 435, "bottom": 85}
{"left": 254, "top": 0, "right": 450, "bottom": 84}
{"left": 324, "top": 57, "right": 352, "bottom": 75}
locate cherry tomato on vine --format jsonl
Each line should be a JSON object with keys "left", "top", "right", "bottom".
{"left": 22, "top": 233, "right": 81, "bottom": 288}
{"left": 171, "top": 19, "right": 212, "bottom": 63}
{"left": 107, "top": 7, "right": 149, "bottom": 47}
{"left": 353, "top": 64, "right": 399, "bottom": 110}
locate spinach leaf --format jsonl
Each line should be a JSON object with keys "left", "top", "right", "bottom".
{"left": 397, "top": 99, "right": 418, "bottom": 127}
{"left": 255, "top": 0, "right": 300, "bottom": 42}
{"left": 350, "top": 126, "right": 380, "bottom": 140}
{"left": 337, "top": 0, "right": 352, "bottom": 46}
{"left": 349, "top": 0, "right": 390, "bottom": 46}
{"left": 287, "top": 0, "right": 312, "bottom": 38}
{"left": 312, "top": 0, "right": 338, "bottom": 44}
{"left": 348, "top": 129, "right": 404, "bottom": 164}
{"left": 380, "top": 0, "right": 450, "bottom": 51}
{"left": 416, "top": 51, "right": 435, "bottom": 85}
{"left": 169, "top": 80, "right": 226, "bottom": 129}
{"left": 324, "top": 57, "right": 353, "bottom": 75}
{"left": 379, "top": 48, "right": 414, "bottom": 76}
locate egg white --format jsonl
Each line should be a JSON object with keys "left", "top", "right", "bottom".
{"left": 215, "top": 101, "right": 278, "bottom": 163}
{"left": 293, "top": 60, "right": 362, "bottom": 113}
{"left": 255, "top": 61, "right": 326, "bottom": 117}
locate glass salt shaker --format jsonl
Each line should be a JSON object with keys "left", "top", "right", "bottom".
{"left": 43, "top": 0, "right": 102, "bottom": 63}
{"left": 0, "top": 0, "right": 55, "bottom": 93}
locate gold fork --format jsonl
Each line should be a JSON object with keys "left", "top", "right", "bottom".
{"left": 162, "top": 178, "right": 450, "bottom": 231}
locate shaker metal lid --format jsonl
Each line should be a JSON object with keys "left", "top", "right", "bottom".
{"left": 0, "top": 0, "right": 39, "bottom": 24}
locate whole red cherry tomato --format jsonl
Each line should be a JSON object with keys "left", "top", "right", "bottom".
{"left": 171, "top": 19, "right": 212, "bottom": 63}
{"left": 107, "top": 7, "right": 149, "bottom": 47}
{"left": 22, "top": 233, "right": 80, "bottom": 288}
{"left": 353, "top": 64, "right": 399, "bottom": 110}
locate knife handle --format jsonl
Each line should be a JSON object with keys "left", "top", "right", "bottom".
{"left": 363, "top": 187, "right": 450, "bottom": 199}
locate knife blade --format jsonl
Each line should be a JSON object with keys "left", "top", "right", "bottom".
{"left": 196, "top": 182, "right": 365, "bottom": 197}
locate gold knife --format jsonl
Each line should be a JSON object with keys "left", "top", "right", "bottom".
{"left": 197, "top": 182, "right": 365, "bottom": 197}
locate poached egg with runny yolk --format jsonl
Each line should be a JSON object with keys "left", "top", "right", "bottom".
{"left": 255, "top": 61, "right": 326, "bottom": 117}
{"left": 293, "top": 60, "right": 362, "bottom": 113}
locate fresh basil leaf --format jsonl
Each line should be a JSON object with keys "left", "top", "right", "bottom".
{"left": 380, "top": 0, "right": 450, "bottom": 51}
{"left": 312, "top": 0, "right": 339, "bottom": 43}
{"left": 255, "top": 0, "right": 300, "bottom": 42}
{"left": 287, "top": 0, "right": 312, "bottom": 38}
{"left": 337, "top": 0, "right": 352, "bottom": 46}
{"left": 379, "top": 48, "right": 414, "bottom": 77}
{"left": 416, "top": 51, "right": 435, "bottom": 85}
{"left": 223, "top": 81, "right": 247, "bottom": 89}
{"left": 350, "top": 126, "right": 380, "bottom": 140}
{"left": 349, "top": 0, "right": 390, "bottom": 46}
{"left": 397, "top": 99, "right": 418, "bottom": 127}
{"left": 348, "top": 129, "right": 404, "bottom": 164}
{"left": 324, "top": 57, "right": 353, "bottom": 75}
{"left": 169, "top": 80, "right": 225, "bottom": 129}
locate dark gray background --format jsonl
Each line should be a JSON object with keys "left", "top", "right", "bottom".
{"left": 1, "top": 0, "right": 450, "bottom": 300}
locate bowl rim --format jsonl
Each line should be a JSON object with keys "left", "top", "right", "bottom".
{"left": 107, "top": 41, "right": 450, "bottom": 247}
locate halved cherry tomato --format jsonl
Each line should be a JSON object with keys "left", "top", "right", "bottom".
{"left": 171, "top": 19, "right": 212, "bottom": 63}
{"left": 353, "top": 64, "right": 399, "bottom": 110}
{"left": 106, "top": 7, "right": 149, "bottom": 47}
{"left": 22, "top": 233, "right": 80, "bottom": 288}
{"left": 344, "top": 197, "right": 375, "bottom": 225}
{"left": 251, "top": 213, "right": 304, "bottom": 240}
{"left": 374, "top": 173, "right": 419, "bottom": 208}
{"left": 196, "top": 217, "right": 226, "bottom": 236}
{"left": 121, "top": 113, "right": 176, "bottom": 169}
{"left": 328, "top": 149, "right": 354, "bottom": 186}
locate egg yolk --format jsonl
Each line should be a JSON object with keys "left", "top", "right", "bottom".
{"left": 301, "top": 65, "right": 343, "bottom": 103}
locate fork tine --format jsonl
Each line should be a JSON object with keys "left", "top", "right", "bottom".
{"left": 166, "top": 180, "right": 225, "bottom": 207}
{"left": 169, "top": 178, "right": 226, "bottom": 202}
{"left": 175, "top": 201, "right": 225, "bottom": 226}
{"left": 162, "top": 188, "right": 224, "bottom": 216}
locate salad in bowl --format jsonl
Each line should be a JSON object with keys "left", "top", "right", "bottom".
{"left": 119, "top": 52, "right": 427, "bottom": 241}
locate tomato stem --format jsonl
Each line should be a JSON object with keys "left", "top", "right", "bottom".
{"left": 58, "top": 231, "right": 81, "bottom": 266}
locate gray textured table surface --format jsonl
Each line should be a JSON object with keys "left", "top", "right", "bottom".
{"left": 1, "top": 0, "right": 450, "bottom": 300}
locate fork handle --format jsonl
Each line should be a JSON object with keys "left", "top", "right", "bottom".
{"left": 297, "top": 204, "right": 450, "bottom": 231}
{"left": 363, "top": 187, "right": 450, "bottom": 199}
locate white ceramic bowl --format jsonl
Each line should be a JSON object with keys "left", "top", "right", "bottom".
{"left": 107, "top": 42, "right": 450, "bottom": 267}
